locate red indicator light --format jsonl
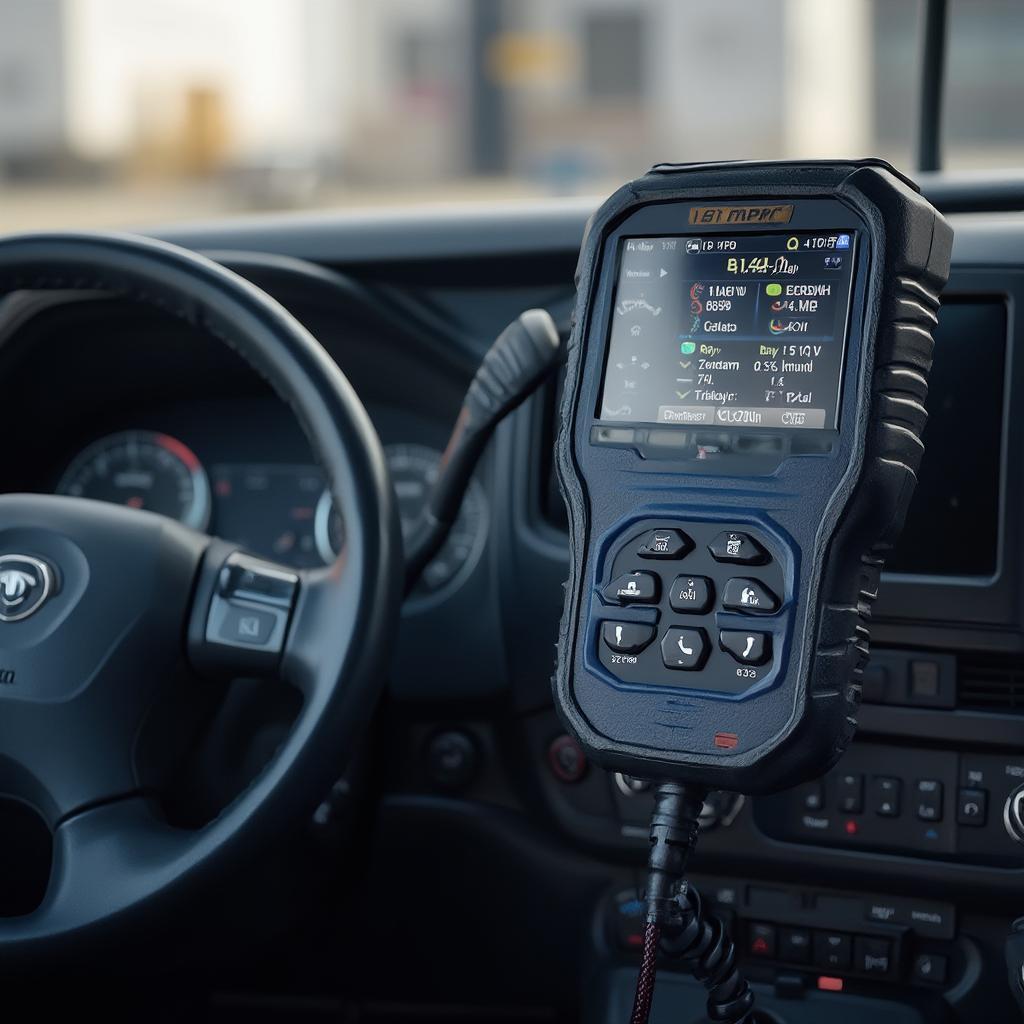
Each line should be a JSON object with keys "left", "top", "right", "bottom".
{"left": 627, "top": 933, "right": 643, "bottom": 947}
{"left": 751, "top": 937, "right": 770, "bottom": 955}
{"left": 844, "top": 819, "right": 859, "bottom": 836}
{"left": 714, "top": 732, "right": 739, "bottom": 750}
{"left": 818, "top": 976, "right": 844, "bottom": 992}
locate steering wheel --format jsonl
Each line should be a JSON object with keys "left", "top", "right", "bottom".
{"left": 0, "top": 233, "right": 400, "bottom": 956}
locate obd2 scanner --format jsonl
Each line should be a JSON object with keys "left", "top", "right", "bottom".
{"left": 553, "top": 161, "right": 952, "bottom": 1023}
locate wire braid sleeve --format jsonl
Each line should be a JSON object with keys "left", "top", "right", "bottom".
{"left": 629, "top": 921, "right": 662, "bottom": 1024}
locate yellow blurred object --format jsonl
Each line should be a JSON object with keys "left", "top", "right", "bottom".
{"left": 487, "top": 32, "right": 576, "bottom": 87}
{"left": 181, "top": 87, "right": 230, "bottom": 177}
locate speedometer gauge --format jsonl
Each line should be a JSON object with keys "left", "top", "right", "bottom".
{"left": 315, "top": 442, "right": 488, "bottom": 606}
{"left": 57, "top": 430, "right": 212, "bottom": 531}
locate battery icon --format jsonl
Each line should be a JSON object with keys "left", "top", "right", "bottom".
{"left": 765, "top": 283, "right": 782, "bottom": 296}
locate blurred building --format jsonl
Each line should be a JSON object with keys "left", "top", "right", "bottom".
{"left": 0, "top": 0, "right": 68, "bottom": 178}
{"left": 0, "top": 0, "right": 1020, "bottom": 209}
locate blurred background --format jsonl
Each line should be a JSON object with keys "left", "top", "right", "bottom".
{"left": 1, "top": 0, "right": 1021, "bottom": 232}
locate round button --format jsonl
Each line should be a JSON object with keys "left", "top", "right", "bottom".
{"left": 1004, "top": 785, "right": 1024, "bottom": 842}
{"left": 547, "top": 734, "right": 588, "bottom": 783}
{"left": 424, "top": 730, "right": 479, "bottom": 792}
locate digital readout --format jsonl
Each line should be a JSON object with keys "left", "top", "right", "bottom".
{"left": 599, "top": 231, "right": 857, "bottom": 429}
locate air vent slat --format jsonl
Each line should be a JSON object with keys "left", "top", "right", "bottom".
{"left": 958, "top": 658, "right": 1024, "bottom": 712}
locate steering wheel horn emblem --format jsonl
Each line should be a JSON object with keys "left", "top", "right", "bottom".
{"left": 0, "top": 555, "right": 54, "bottom": 622}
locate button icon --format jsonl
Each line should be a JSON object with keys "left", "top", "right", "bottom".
{"left": 603, "top": 571, "right": 659, "bottom": 605}
{"left": 637, "top": 528, "right": 692, "bottom": 560}
{"left": 602, "top": 621, "right": 655, "bottom": 655}
{"left": 660, "top": 627, "right": 708, "bottom": 670}
{"left": 709, "top": 531, "right": 769, "bottom": 565}
{"left": 722, "top": 577, "right": 779, "bottom": 614}
{"left": 669, "top": 575, "right": 712, "bottom": 613}
{"left": 719, "top": 629, "right": 770, "bottom": 665}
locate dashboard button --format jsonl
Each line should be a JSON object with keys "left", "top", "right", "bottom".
{"left": 779, "top": 927, "right": 811, "bottom": 964}
{"left": 547, "top": 735, "right": 587, "bottom": 784}
{"left": 709, "top": 531, "right": 768, "bottom": 565}
{"left": 719, "top": 629, "right": 770, "bottom": 665}
{"left": 637, "top": 529, "right": 692, "bottom": 559}
{"left": 913, "top": 953, "right": 948, "bottom": 985}
{"left": 602, "top": 622, "right": 655, "bottom": 654}
{"left": 837, "top": 773, "right": 864, "bottom": 814}
{"left": 814, "top": 931, "right": 852, "bottom": 970}
{"left": 722, "top": 577, "right": 779, "bottom": 613}
{"left": 218, "top": 605, "right": 278, "bottom": 646}
{"left": 668, "top": 574, "right": 713, "bottom": 613}
{"left": 748, "top": 922, "right": 777, "bottom": 959}
{"left": 802, "top": 782, "right": 825, "bottom": 811}
{"left": 660, "top": 627, "right": 709, "bottom": 670}
{"left": 872, "top": 777, "right": 902, "bottom": 817}
{"left": 915, "top": 779, "right": 943, "bottom": 822}
{"left": 602, "top": 571, "right": 659, "bottom": 605}
{"left": 854, "top": 936, "right": 892, "bottom": 976}
{"left": 956, "top": 787, "right": 987, "bottom": 826}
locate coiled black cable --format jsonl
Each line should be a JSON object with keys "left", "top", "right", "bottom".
{"left": 660, "top": 883, "right": 755, "bottom": 1023}
{"left": 628, "top": 782, "right": 756, "bottom": 1024}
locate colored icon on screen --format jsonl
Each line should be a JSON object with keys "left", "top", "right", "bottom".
{"left": 680, "top": 341, "right": 696, "bottom": 355}
{"left": 765, "top": 283, "right": 782, "bottom": 296}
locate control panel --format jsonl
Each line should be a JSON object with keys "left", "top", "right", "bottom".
{"left": 596, "top": 519, "right": 787, "bottom": 698}
{"left": 757, "top": 743, "right": 1024, "bottom": 867}
{"left": 608, "top": 878, "right": 959, "bottom": 992}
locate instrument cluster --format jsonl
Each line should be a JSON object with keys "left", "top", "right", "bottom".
{"left": 56, "top": 430, "right": 488, "bottom": 607}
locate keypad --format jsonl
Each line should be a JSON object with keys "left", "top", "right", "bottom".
{"left": 596, "top": 520, "right": 786, "bottom": 695}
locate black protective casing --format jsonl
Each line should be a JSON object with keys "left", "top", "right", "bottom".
{"left": 554, "top": 160, "right": 953, "bottom": 794}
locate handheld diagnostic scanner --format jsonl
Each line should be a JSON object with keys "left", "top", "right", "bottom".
{"left": 554, "top": 160, "right": 952, "bottom": 795}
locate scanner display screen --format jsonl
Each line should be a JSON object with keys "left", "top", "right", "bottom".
{"left": 599, "top": 231, "right": 857, "bottom": 429}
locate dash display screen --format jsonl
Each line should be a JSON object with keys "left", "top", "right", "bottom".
{"left": 599, "top": 231, "right": 857, "bottom": 429}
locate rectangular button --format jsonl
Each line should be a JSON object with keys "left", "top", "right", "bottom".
{"left": 910, "top": 660, "right": 940, "bottom": 698}
{"left": 957, "top": 787, "right": 988, "bottom": 827}
{"left": 813, "top": 931, "right": 852, "bottom": 970}
{"left": 915, "top": 779, "right": 943, "bottom": 822}
{"left": 748, "top": 922, "right": 776, "bottom": 958}
{"left": 837, "top": 772, "right": 864, "bottom": 814}
{"left": 802, "top": 782, "right": 825, "bottom": 812}
{"left": 779, "top": 927, "right": 811, "bottom": 965}
{"left": 220, "top": 605, "right": 277, "bottom": 645}
{"left": 913, "top": 953, "right": 948, "bottom": 984}
{"left": 854, "top": 936, "right": 893, "bottom": 976}
{"left": 872, "top": 776, "right": 902, "bottom": 817}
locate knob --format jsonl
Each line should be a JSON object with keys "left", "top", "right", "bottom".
{"left": 1004, "top": 784, "right": 1024, "bottom": 842}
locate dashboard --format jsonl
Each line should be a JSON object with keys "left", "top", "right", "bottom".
{"left": 3, "top": 194, "right": 1024, "bottom": 1022}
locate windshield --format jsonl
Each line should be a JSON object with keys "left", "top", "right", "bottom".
{"left": 1, "top": 0, "right": 1020, "bottom": 232}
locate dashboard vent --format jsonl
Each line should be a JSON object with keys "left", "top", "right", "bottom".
{"left": 958, "top": 656, "right": 1024, "bottom": 712}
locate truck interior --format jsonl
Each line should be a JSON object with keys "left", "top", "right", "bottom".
{"left": 0, "top": 1, "right": 1022, "bottom": 1021}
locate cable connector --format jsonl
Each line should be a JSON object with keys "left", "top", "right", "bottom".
{"left": 643, "top": 782, "right": 706, "bottom": 931}
{"left": 629, "top": 782, "right": 756, "bottom": 1024}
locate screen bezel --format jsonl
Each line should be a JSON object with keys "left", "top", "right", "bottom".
{"left": 597, "top": 228, "right": 859, "bottom": 433}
